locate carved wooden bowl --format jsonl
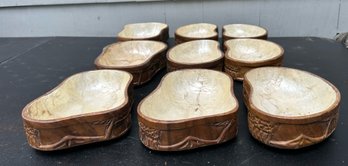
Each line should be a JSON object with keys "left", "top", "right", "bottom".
{"left": 22, "top": 70, "right": 133, "bottom": 151}
{"left": 224, "top": 39, "right": 284, "bottom": 81}
{"left": 167, "top": 40, "right": 224, "bottom": 72}
{"left": 223, "top": 24, "right": 267, "bottom": 44}
{"left": 243, "top": 67, "right": 341, "bottom": 149}
{"left": 137, "top": 69, "right": 239, "bottom": 151}
{"left": 95, "top": 40, "right": 167, "bottom": 85}
{"left": 175, "top": 23, "right": 218, "bottom": 44}
{"left": 117, "top": 22, "right": 169, "bottom": 42}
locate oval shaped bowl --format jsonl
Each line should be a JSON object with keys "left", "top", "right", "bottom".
{"left": 117, "top": 22, "right": 169, "bottom": 42}
{"left": 243, "top": 67, "right": 341, "bottom": 149}
{"left": 223, "top": 24, "right": 268, "bottom": 43}
{"left": 175, "top": 23, "right": 218, "bottom": 44}
{"left": 167, "top": 40, "right": 224, "bottom": 72}
{"left": 224, "top": 39, "right": 284, "bottom": 81}
{"left": 137, "top": 69, "right": 239, "bottom": 151}
{"left": 22, "top": 70, "right": 133, "bottom": 151}
{"left": 95, "top": 40, "right": 167, "bottom": 85}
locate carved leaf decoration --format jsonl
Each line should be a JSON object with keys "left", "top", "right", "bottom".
{"left": 269, "top": 134, "right": 325, "bottom": 148}
{"left": 263, "top": 112, "right": 338, "bottom": 148}
{"left": 24, "top": 124, "right": 41, "bottom": 147}
{"left": 34, "top": 113, "right": 129, "bottom": 150}
{"left": 138, "top": 122, "right": 160, "bottom": 149}
{"left": 248, "top": 112, "right": 275, "bottom": 143}
{"left": 158, "top": 120, "right": 233, "bottom": 150}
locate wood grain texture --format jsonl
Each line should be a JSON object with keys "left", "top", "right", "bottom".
{"left": 21, "top": 70, "right": 134, "bottom": 151}
{"left": 222, "top": 24, "right": 268, "bottom": 45}
{"left": 95, "top": 41, "right": 168, "bottom": 85}
{"left": 174, "top": 23, "right": 218, "bottom": 44}
{"left": 117, "top": 22, "right": 169, "bottom": 42}
{"left": 166, "top": 40, "right": 223, "bottom": 72}
{"left": 243, "top": 67, "right": 341, "bottom": 149}
{"left": 137, "top": 69, "right": 239, "bottom": 151}
{"left": 224, "top": 39, "right": 284, "bottom": 81}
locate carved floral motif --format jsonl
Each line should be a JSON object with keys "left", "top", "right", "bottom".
{"left": 24, "top": 123, "right": 40, "bottom": 148}
{"left": 248, "top": 112, "right": 275, "bottom": 143}
{"left": 249, "top": 111, "right": 339, "bottom": 148}
{"left": 138, "top": 122, "right": 160, "bottom": 150}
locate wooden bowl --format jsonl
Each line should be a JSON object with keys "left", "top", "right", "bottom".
{"left": 95, "top": 40, "right": 167, "bottom": 85}
{"left": 175, "top": 23, "right": 218, "bottom": 44}
{"left": 137, "top": 69, "right": 239, "bottom": 151}
{"left": 167, "top": 40, "right": 224, "bottom": 72}
{"left": 223, "top": 24, "right": 267, "bottom": 44}
{"left": 22, "top": 70, "right": 133, "bottom": 151}
{"left": 243, "top": 67, "right": 341, "bottom": 149}
{"left": 117, "top": 22, "right": 169, "bottom": 42}
{"left": 224, "top": 39, "right": 284, "bottom": 81}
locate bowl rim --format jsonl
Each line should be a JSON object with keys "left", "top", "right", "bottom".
{"left": 222, "top": 23, "right": 268, "bottom": 38}
{"left": 244, "top": 66, "right": 341, "bottom": 123}
{"left": 166, "top": 40, "right": 224, "bottom": 65}
{"left": 175, "top": 23, "right": 218, "bottom": 39}
{"left": 137, "top": 69, "right": 239, "bottom": 126}
{"left": 117, "top": 22, "right": 168, "bottom": 40}
{"left": 94, "top": 40, "right": 168, "bottom": 69}
{"left": 22, "top": 69, "right": 133, "bottom": 123}
{"left": 224, "top": 38, "right": 284, "bottom": 65}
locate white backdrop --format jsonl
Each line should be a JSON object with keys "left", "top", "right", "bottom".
{"left": 0, "top": 0, "right": 347, "bottom": 38}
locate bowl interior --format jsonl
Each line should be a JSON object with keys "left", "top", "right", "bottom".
{"left": 25, "top": 70, "right": 131, "bottom": 120}
{"left": 225, "top": 39, "right": 283, "bottom": 62}
{"left": 223, "top": 24, "right": 266, "bottom": 38}
{"left": 168, "top": 40, "right": 222, "bottom": 64}
{"left": 96, "top": 41, "right": 166, "bottom": 67}
{"left": 118, "top": 22, "right": 167, "bottom": 38}
{"left": 140, "top": 69, "right": 237, "bottom": 121}
{"left": 245, "top": 67, "right": 338, "bottom": 117}
{"left": 176, "top": 23, "right": 217, "bottom": 38}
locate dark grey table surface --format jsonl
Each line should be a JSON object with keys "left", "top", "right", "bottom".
{"left": 0, "top": 37, "right": 347, "bottom": 166}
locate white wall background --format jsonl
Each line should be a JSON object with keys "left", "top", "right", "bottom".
{"left": 0, "top": 0, "right": 347, "bottom": 38}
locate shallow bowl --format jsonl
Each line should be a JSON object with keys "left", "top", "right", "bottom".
{"left": 117, "top": 22, "right": 169, "bottom": 42}
{"left": 224, "top": 39, "right": 284, "bottom": 81}
{"left": 22, "top": 70, "right": 133, "bottom": 151}
{"left": 223, "top": 24, "right": 267, "bottom": 43}
{"left": 175, "top": 23, "right": 218, "bottom": 44}
{"left": 167, "top": 40, "right": 223, "bottom": 72}
{"left": 95, "top": 40, "right": 167, "bottom": 85}
{"left": 243, "top": 67, "right": 340, "bottom": 149}
{"left": 137, "top": 69, "right": 239, "bottom": 151}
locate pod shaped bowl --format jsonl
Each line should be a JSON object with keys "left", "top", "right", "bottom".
{"left": 175, "top": 23, "right": 218, "bottom": 44}
{"left": 117, "top": 22, "right": 169, "bottom": 42}
{"left": 167, "top": 40, "right": 224, "bottom": 72}
{"left": 95, "top": 40, "right": 167, "bottom": 85}
{"left": 224, "top": 39, "right": 284, "bottom": 81}
{"left": 243, "top": 67, "right": 340, "bottom": 149}
{"left": 22, "top": 70, "right": 133, "bottom": 151}
{"left": 137, "top": 69, "right": 239, "bottom": 151}
{"left": 223, "top": 24, "right": 267, "bottom": 44}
